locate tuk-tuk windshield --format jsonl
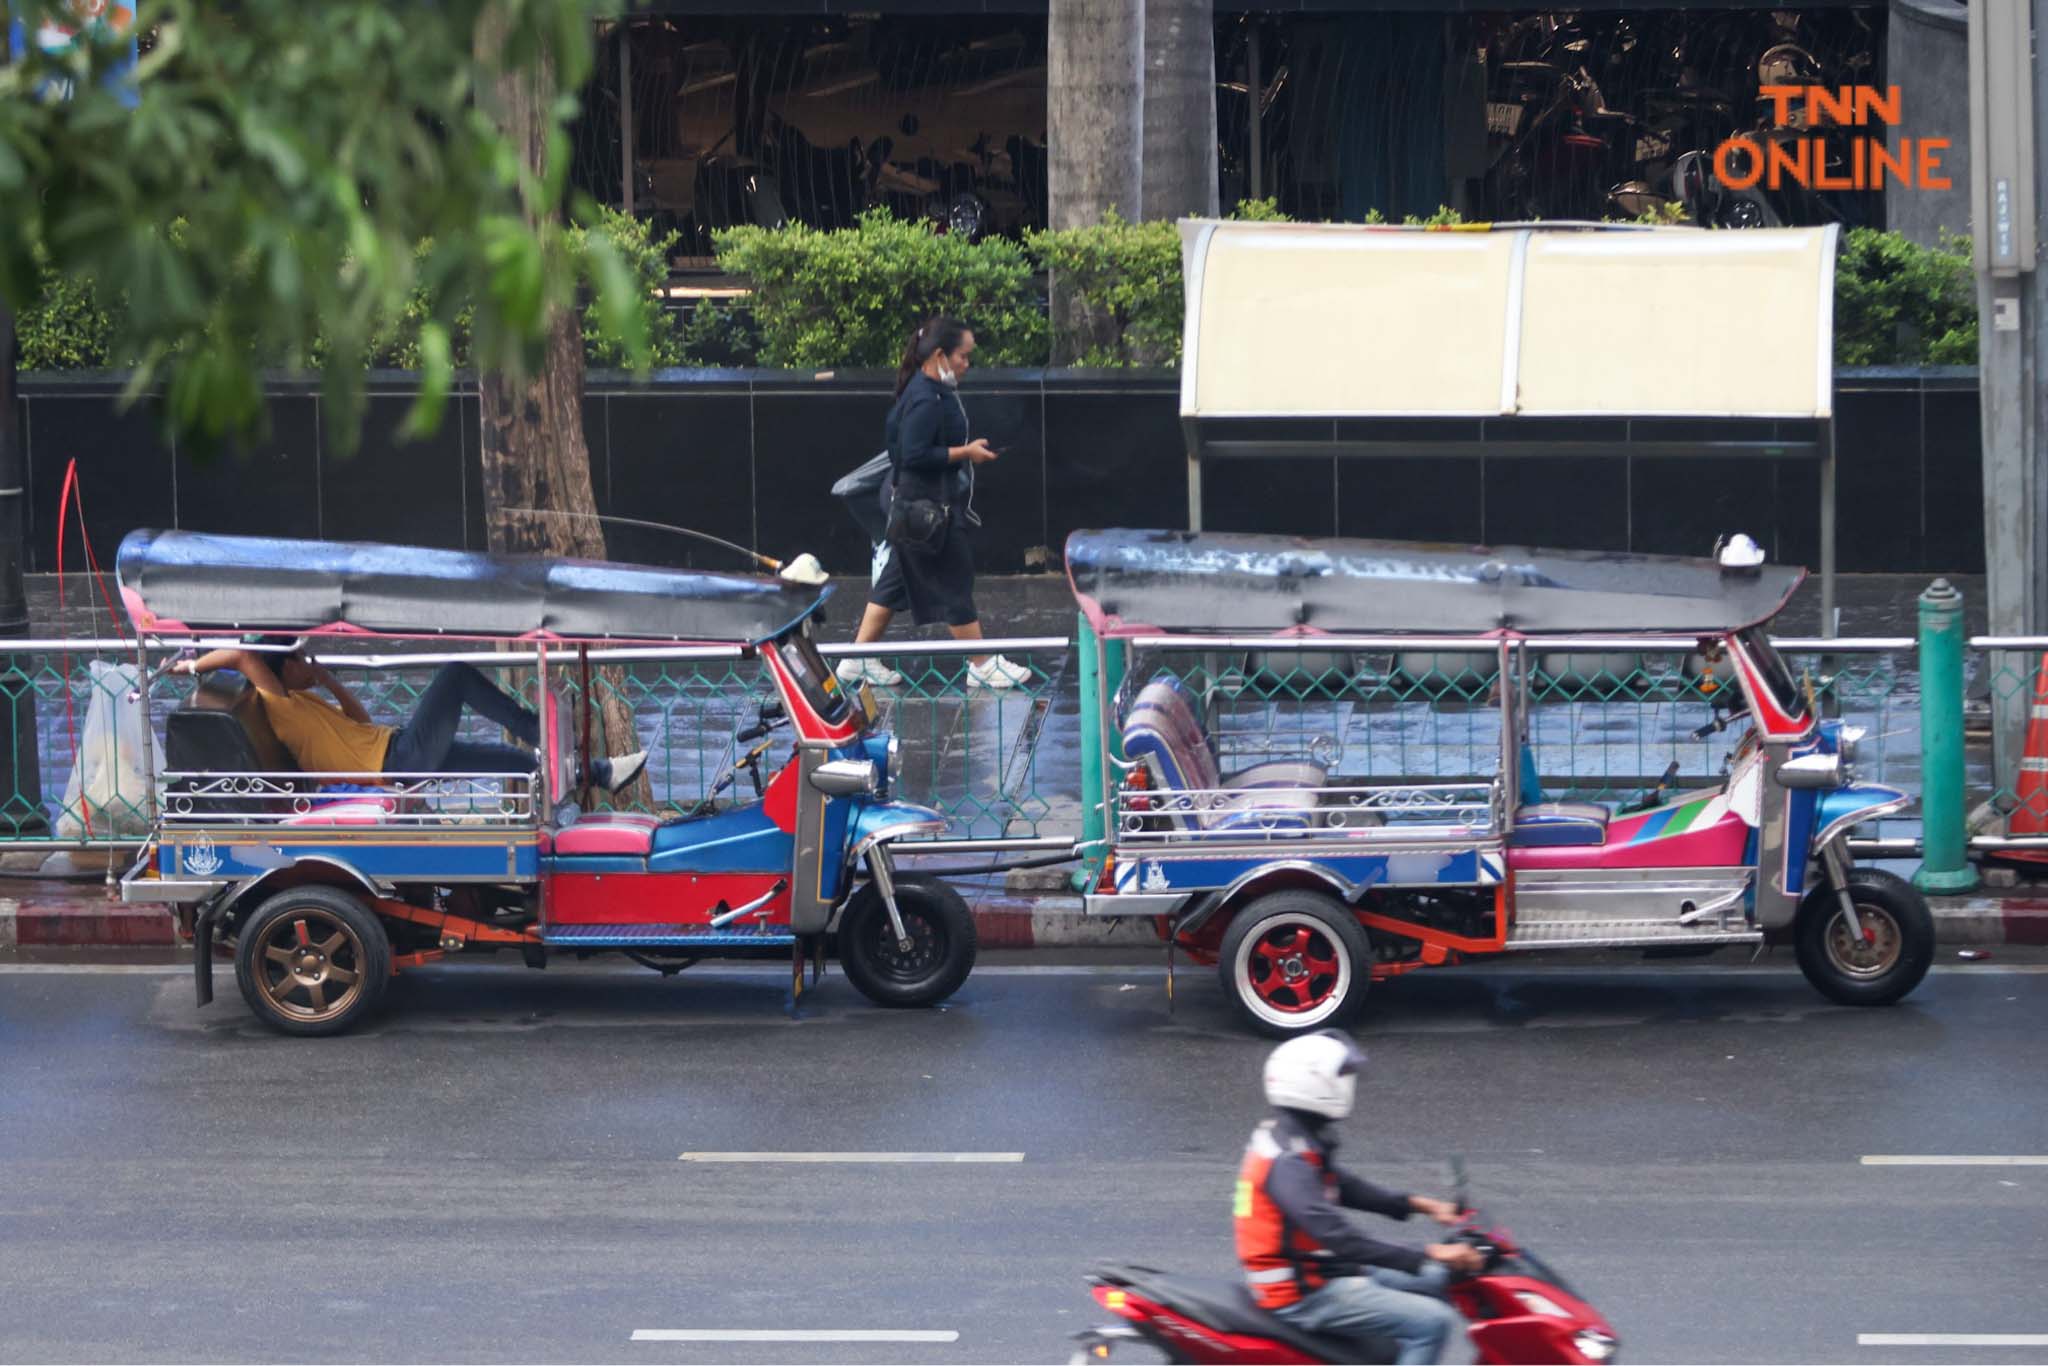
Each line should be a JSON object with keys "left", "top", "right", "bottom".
{"left": 775, "top": 629, "right": 853, "bottom": 726}
{"left": 1737, "top": 627, "right": 1805, "bottom": 718}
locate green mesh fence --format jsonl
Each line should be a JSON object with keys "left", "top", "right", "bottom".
{"left": 0, "top": 642, "right": 1073, "bottom": 845}
{"left": 1115, "top": 641, "right": 1927, "bottom": 843}
{"left": 0, "top": 636, "right": 2001, "bottom": 851}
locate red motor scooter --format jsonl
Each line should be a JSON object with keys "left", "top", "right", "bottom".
{"left": 1069, "top": 1162, "right": 1618, "bottom": 1365}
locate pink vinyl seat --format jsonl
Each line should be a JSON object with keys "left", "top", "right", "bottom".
{"left": 548, "top": 812, "right": 662, "bottom": 857}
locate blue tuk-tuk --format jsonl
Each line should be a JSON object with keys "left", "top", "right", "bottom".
{"left": 116, "top": 530, "right": 975, "bottom": 1035}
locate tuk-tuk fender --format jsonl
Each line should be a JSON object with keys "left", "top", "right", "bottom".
{"left": 1813, "top": 783, "right": 1911, "bottom": 851}
{"left": 191, "top": 858, "right": 392, "bottom": 1007}
{"left": 848, "top": 800, "right": 947, "bottom": 861}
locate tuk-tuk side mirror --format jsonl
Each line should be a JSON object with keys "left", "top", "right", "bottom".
{"left": 810, "top": 758, "right": 878, "bottom": 797}
{"left": 1776, "top": 753, "right": 1841, "bottom": 790}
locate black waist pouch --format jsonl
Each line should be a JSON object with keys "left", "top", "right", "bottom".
{"left": 886, "top": 483, "right": 950, "bottom": 553}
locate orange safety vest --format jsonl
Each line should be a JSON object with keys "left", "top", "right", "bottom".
{"left": 1234, "top": 1119, "right": 1336, "bottom": 1310}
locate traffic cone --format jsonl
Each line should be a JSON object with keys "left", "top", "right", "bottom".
{"left": 2009, "top": 652, "right": 2048, "bottom": 836}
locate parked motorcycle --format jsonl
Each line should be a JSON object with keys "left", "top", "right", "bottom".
{"left": 1069, "top": 1162, "right": 1617, "bottom": 1365}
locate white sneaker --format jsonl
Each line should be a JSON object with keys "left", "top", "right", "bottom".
{"left": 590, "top": 750, "right": 648, "bottom": 793}
{"left": 986, "top": 654, "right": 1032, "bottom": 684}
{"left": 967, "top": 657, "right": 1021, "bottom": 690}
{"left": 836, "top": 656, "right": 904, "bottom": 687}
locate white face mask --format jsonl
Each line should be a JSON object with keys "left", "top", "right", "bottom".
{"left": 934, "top": 356, "right": 958, "bottom": 387}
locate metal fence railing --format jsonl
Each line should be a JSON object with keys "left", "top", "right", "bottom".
{"left": 0, "top": 632, "right": 2034, "bottom": 861}
{"left": 0, "top": 637, "right": 1076, "bottom": 849}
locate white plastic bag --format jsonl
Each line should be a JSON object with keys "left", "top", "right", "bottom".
{"left": 56, "top": 661, "right": 165, "bottom": 839}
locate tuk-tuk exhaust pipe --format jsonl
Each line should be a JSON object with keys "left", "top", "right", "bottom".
{"left": 864, "top": 846, "right": 915, "bottom": 952}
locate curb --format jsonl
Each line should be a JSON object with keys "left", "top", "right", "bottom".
{"left": 4, "top": 892, "right": 2043, "bottom": 952}
{"left": 0, "top": 895, "right": 178, "bottom": 948}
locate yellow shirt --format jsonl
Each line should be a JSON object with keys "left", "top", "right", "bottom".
{"left": 256, "top": 689, "right": 394, "bottom": 776}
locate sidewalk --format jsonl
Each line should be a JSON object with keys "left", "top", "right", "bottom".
{"left": 5, "top": 878, "right": 2044, "bottom": 951}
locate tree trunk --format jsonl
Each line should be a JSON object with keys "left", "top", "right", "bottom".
{"left": 474, "top": 7, "right": 650, "bottom": 808}
{"left": 1141, "top": 0, "right": 1218, "bottom": 225}
{"left": 1048, "top": 0, "right": 1144, "bottom": 364}
{"left": 0, "top": 298, "right": 48, "bottom": 837}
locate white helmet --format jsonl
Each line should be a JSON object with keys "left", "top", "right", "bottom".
{"left": 1263, "top": 1029, "right": 1368, "bottom": 1119}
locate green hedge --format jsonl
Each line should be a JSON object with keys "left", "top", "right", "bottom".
{"left": 14, "top": 207, "right": 678, "bottom": 373}
{"left": 708, "top": 209, "right": 1047, "bottom": 369}
{"left": 20, "top": 208, "right": 1981, "bottom": 374}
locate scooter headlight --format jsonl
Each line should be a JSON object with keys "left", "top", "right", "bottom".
{"left": 1574, "top": 1329, "right": 1619, "bottom": 1362}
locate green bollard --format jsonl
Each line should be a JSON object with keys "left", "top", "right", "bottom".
{"left": 1073, "top": 612, "right": 1103, "bottom": 892}
{"left": 1914, "top": 578, "right": 1979, "bottom": 893}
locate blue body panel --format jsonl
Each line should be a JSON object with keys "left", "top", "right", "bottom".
{"left": 542, "top": 924, "right": 796, "bottom": 948}
{"left": 1816, "top": 783, "right": 1909, "bottom": 842}
{"left": 166, "top": 830, "right": 536, "bottom": 882}
{"left": 647, "top": 801, "right": 793, "bottom": 875}
{"left": 1115, "top": 847, "right": 1504, "bottom": 895}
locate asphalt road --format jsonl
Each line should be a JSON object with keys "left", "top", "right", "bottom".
{"left": 1, "top": 948, "right": 2044, "bottom": 1365}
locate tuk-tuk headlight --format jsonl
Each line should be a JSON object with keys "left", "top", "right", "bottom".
{"left": 1836, "top": 725, "right": 1865, "bottom": 765}
{"left": 1574, "top": 1329, "right": 1618, "bottom": 1362}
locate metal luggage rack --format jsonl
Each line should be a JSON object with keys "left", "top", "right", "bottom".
{"left": 158, "top": 771, "right": 537, "bottom": 828}
{"left": 1114, "top": 779, "right": 1500, "bottom": 844}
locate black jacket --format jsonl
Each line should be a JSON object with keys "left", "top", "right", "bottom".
{"left": 1262, "top": 1108, "right": 1426, "bottom": 1276}
{"left": 885, "top": 371, "right": 971, "bottom": 509}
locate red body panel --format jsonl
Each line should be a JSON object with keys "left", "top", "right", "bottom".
{"left": 545, "top": 871, "right": 790, "bottom": 926}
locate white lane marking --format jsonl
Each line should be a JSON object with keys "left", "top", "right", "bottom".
{"left": 1858, "top": 1335, "right": 2048, "bottom": 1347}
{"left": 1861, "top": 1156, "right": 2048, "bottom": 1166}
{"left": 631, "top": 1330, "right": 958, "bottom": 1343}
{"left": 678, "top": 1151, "right": 1023, "bottom": 1164}
{"left": 0, "top": 963, "right": 196, "bottom": 973}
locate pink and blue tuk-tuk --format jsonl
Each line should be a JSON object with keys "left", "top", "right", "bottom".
{"left": 1068, "top": 529, "right": 1934, "bottom": 1036}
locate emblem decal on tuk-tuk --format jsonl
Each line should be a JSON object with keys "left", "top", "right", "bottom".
{"left": 184, "top": 833, "right": 220, "bottom": 877}
{"left": 1141, "top": 861, "right": 1170, "bottom": 893}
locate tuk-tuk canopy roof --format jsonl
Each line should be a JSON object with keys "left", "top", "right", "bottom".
{"left": 116, "top": 530, "right": 832, "bottom": 644}
{"left": 1066, "top": 530, "right": 1805, "bottom": 638}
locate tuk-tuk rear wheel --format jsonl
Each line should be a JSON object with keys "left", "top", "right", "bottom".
{"left": 232, "top": 886, "right": 391, "bottom": 1037}
{"left": 1217, "top": 890, "right": 1370, "bottom": 1037}
{"left": 1794, "top": 868, "right": 1934, "bottom": 1007}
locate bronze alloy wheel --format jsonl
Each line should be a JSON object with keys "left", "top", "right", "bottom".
{"left": 234, "top": 885, "right": 391, "bottom": 1035}
{"left": 252, "top": 906, "right": 368, "bottom": 1022}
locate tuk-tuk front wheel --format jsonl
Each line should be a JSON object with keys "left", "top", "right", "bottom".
{"left": 232, "top": 886, "right": 391, "bottom": 1036}
{"left": 1794, "top": 868, "right": 1934, "bottom": 1007}
{"left": 837, "top": 873, "right": 977, "bottom": 1008}
{"left": 1218, "top": 890, "right": 1370, "bottom": 1037}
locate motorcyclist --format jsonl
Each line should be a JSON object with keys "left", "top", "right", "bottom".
{"left": 1236, "top": 1029, "right": 1484, "bottom": 1365}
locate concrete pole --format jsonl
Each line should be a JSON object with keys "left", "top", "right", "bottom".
{"left": 1141, "top": 0, "right": 1218, "bottom": 223}
{"left": 1971, "top": 0, "right": 2044, "bottom": 788}
{"left": 619, "top": 22, "right": 633, "bottom": 217}
{"left": 1048, "top": 0, "right": 1143, "bottom": 362}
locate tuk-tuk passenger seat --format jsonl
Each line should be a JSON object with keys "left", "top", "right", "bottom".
{"left": 1123, "top": 679, "right": 1328, "bottom": 830}
{"left": 1508, "top": 802, "right": 1610, "bottom": 847}
{"left": 1128, "top": 677, "right": 1329, "bottom": 791}
{"left": 550, "top": 811, "right": 661, "bottom": 857}
{"left": 165, "top": 674, "right": 299, "bottom": 776}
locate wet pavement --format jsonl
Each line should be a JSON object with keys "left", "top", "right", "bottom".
{"left": 1, "top": 950, "right": 2045, "bottom": 1364}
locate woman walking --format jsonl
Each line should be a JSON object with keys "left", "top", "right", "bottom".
{"left": 836, "top": 316, "right": 1032, "bottom": 690}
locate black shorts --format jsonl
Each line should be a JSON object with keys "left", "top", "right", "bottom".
{"left": 870, "top": 527, "right": 977, "bottom": 628}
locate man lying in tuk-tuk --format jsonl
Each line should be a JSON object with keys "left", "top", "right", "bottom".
{"left": 172, "top": 636, "right": 647, "bottom": 790}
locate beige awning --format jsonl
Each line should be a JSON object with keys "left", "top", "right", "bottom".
{"left": 1179, "top": 221, "right": 1838, "bottom": 421}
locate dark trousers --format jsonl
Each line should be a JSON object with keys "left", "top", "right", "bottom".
{"left": 383, "top": 663, "right": 538, "bottom": 776}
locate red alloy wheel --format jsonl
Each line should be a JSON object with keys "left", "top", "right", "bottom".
{"left": 1243, "top": 918, "right": 1345, "bottom": 1017}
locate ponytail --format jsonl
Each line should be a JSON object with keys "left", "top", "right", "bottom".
{"left": 894, "top": 315, "right": 970, "bottom": 396}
